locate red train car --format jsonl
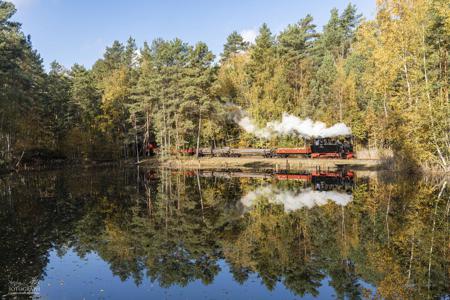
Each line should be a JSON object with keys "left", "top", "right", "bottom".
{"left": 274, "top": 147, "right": 311, "bottom": 157}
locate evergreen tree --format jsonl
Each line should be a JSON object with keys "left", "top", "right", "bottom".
{"left": 129, "top": 42, "right": 157, "bottom": 154}
{"left": 221, "top": 31, "right": 248, "bottom": 63}
{"left": 0, "top": 1, "right": 48, "bottom": 163}
{"left": 45, "top": 61, "right": 73, "bottom": 149}
{"left": 183, "top": 42, "right": 215, "bottom": 155}
{"left": 249, "top": 23, "right": 275, "bottom": 70}
{"left": 278, "top": 15, "right": 317, "bottom": 116}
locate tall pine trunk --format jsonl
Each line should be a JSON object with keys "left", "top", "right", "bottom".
{"left": 144, "top": 109, "right": 150, "bottom": 156}
{"left": 132, "top": 113, "right": 139, "bottom": 163}
{"left": 196, "top": 110, "right": 201, "bottom": 158}
{"left": 163, "top": 102, "right": 167, "bottom": 157}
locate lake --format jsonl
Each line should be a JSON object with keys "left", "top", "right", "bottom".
{"left": 0, "top": 167, "right": 448, "bottom": 299}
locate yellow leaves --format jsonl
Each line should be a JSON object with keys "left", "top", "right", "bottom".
{"left": 105, "top": 221, "right": 134, "bottom": 259}
{"left": 377, "top": 268, "right": 411, "bottom": 299}
{"left": 101, "top": 66, "right": 129, "bottom": 111}
{"left": 222, "top": 230, "right": 257, "bottom": 269}
{"left": 217, "top": 50, "right": 287, "bottom": 125}
{"left": 216, "top": 53, "right": 249, "bottom": 107}
{"left": 354, "top": 21, "right": 378, "bottom": 56}
{"left": 364, "top": 243, "right": 410, "bottom": 299}
{"left": 97, "top": 66, "right": 131, "bottom": 135}
{"left": 352, "top": 0, "right": 448, "bottom": 165}
{"left": 358, "top": 0, "right": 430, "bottom": 98}
{"left": 432, "top": 0, "right": 450, "bottom": 34}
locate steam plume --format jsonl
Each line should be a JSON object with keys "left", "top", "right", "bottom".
{"left": 235, "top": 111, "right": 351, "bottom": 139}
{"left": 241, "top": 186, "right": 353, "bottom": 212}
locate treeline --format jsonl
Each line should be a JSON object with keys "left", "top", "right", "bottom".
{"left": 0, "top": 0, "right": 448, "bottom": 170}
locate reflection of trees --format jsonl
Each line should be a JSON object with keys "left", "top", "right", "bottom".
{"left": 0, "top": 171, "right": 94, "bottom": 295}
{"left": 346, "top": 176, "right": 449, "bottom": 299}
{"left": 0, "top": 169, "right": 448, "bottom": 299}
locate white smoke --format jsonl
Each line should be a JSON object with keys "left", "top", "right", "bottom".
{"left": 241, "top": 186, "right": 353, "bottom": 212}
{"left": 236, "top": 111, "right": 351, "bottom": 139}
{"left": 237, "top": 116, "right": 272, "bottom": 139}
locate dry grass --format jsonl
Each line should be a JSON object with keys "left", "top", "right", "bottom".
{"left": 355, "top": 148, "right": 393, "bottom": 160}
{"left": 146, "top": 156, "right": 384, "bottom": 171}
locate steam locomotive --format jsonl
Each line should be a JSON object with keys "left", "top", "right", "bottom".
{"left": 196, "top": 136, "right": 354, "bottom": 159}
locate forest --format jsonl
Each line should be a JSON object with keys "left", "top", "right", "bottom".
{"left": 0, "top": 0, "right": 448, "bottom": 171}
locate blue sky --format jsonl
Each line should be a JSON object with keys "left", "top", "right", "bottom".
{"left": 11, "top": 0, "right": 376, "bottom": 69}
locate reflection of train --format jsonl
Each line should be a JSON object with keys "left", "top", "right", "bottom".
{"left": 311, "top": 170, "right": 354, "bottom": 192}
{"left": 275, "top": 169, "right": 353, "bottom": 181}
{"left": 195, "top": 136, "right": 354, "bottom": 159}
{"left": 272, "top": 170, "right": 354, "bottom": 192}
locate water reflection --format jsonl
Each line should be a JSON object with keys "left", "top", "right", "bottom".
{"left": 0, "top": 167, "right": 448, "bottom": 299}
{"left": 241, "top": 186, "right": 353, "bottom": 212}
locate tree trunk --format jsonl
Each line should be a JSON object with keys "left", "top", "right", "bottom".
{"left": 175, "top": 114, "right": 180, "bottom": 153}
{"left": 407, "top": 232, "right": 415, "bottom": 284}
{"left": 383, "top": 90, "right": 388, "bottom": 120}
{"left": 422, "top": 25, "right": 432, "bottom": 111}
{"left": 144, "top": 109, "right": 150, "bottom": 156}
{"left": 403, "top": 55, "right": 413, "bottom": 106}
{"left": 428, "top": 182, "right": 447, "bottom": 292}
{"left": 163, "top": 103, "right": 167, "bottom": 157}
{"left": 339, "top": 86, "right": 343, "bottom": 123}
{"left": 6, "top": 133, "right": 10, "bottom": 161}
{"left": 386, "top": 189, "right": 391, "bottom": 248}
{"left": 146, "top": 183, "right": 152, "bottom": 217}
{"left": 133, "top": 113, "right": 139, "bottom": 163}
{"left": 196, "top": 171, "right": 205, "bottom": 222}
{"left": 196, "top": 110, "right": 202, "bottom": 158}
{"left": 168, "top": 128, "right": 171, "bottom": 154}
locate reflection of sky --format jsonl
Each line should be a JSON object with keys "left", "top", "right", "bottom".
{"left": 241, "top": 186, "right": 353, "bottom": 212}
{"left": 38, "top": 249, "right": 374, "bottom": 300}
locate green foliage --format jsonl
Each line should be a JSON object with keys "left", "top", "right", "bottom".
{"left": 221, "top": 31, "right": 248, "bottom": 63}
{"left": 1, "top": 0, "right": 448, "bottom": 169}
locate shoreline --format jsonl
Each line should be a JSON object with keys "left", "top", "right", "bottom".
{"left": 0, "top": 159, "right": 136, "bottom": 176}
{"left": 141, "top": 157, "right": 385, "bottom": 171}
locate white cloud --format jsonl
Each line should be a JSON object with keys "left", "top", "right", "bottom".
{"left": 240, "top": 29, "right": 258, "bottom": 45}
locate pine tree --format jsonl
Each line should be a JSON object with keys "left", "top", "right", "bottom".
{"left": 0, "top": 1, "right": 48, "bottom": 162}
{"left": 129, "top": 42, "right": 157, "bottom": 155}
{"left": 221, "top": 31, "right": 249, "bottom": 63}
{"left": 70, "top": 64, "right": 100, "bottom": 127}
{"left": 309, "top": 52, "right": 337, "bottom": 122}
{"left": 45, "top": 61, "right": 73, "bottom": 149}
{"left": 278, "top": 15, "right": 317, "bottom": 116}
{"left": 182, "top": 42, "right": 215, "bottom": 156}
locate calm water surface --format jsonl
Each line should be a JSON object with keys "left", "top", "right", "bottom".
{"left": 0, "top": 167, "right": 448, "bottom": 299}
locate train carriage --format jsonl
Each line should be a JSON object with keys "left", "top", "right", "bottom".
{"left": 182, "top": 135, "right": 355, "bottom": 159}
{"left": 230, "top": 148, "right": 272, "bottom": 157}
